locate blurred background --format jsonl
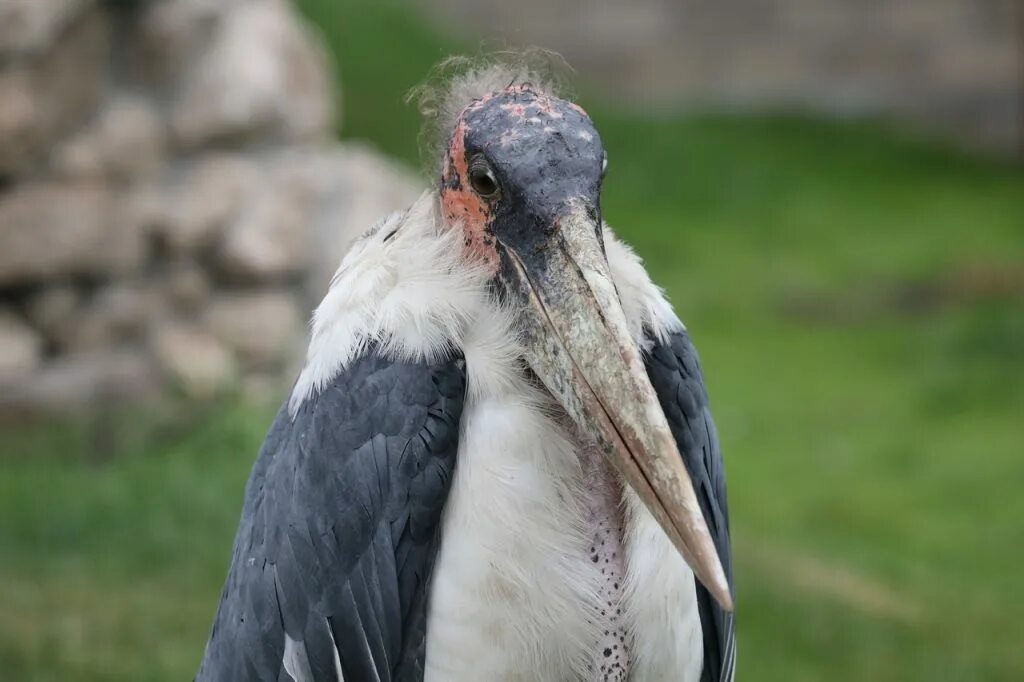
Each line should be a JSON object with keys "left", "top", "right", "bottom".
{"left": 0, "top": 0, "right": 1021, "bottom": 680}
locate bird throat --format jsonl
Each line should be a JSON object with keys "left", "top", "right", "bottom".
{"left": 579, "top": 440, "right": 631, "bottom": 681}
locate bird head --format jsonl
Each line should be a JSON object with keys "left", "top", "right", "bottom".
{"left": 440, "top": 84, "right": 732, "bottom": 612}
{"left": 440, "top": 85, "right": 605, "bottom": 272}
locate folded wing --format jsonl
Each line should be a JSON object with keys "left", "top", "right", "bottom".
{"left": 645, "top": 328, "right": 736, "bottom": 682}
{"left": 197, "top": 348, "right": 466, "bottom": 682}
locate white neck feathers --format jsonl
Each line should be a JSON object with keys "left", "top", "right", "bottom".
{"left": 289, "top": 193, "right": 681, "bottom": 415}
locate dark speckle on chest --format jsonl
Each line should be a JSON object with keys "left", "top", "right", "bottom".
{"left": 580, "top": 442, "right": 630, "bottom": 681}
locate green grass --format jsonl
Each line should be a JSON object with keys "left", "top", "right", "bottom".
{"left": 2, "top": 0, "right": 1023, "bottom": 679}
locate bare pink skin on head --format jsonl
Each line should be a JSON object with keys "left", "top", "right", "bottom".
{"left": 440, "top": 116, "right": 496, "bottom": 273}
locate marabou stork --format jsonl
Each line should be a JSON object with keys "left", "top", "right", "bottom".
{"left": 197, "top": 61, "right": 735, "bottom": 682}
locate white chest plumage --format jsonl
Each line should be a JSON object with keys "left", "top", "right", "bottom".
{"left": 423, "top": 315, "right": 703, "bottom": 682}
{"left": 424, "top": 378, "right": 600, "bottom": 680}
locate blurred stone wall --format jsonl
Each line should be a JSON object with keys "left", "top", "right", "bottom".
{"left": 416, "top": 0, "right": 1023, "bottom": 154}
{"left": 0, "top": 0, "right": 421, "bottom": 414}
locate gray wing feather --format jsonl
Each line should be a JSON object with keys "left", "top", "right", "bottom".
{"left": 196, "top": 348, "right": 466, "bottom": 682}
{"left": 645, "top": 329, "right": 736, "bottom": 682}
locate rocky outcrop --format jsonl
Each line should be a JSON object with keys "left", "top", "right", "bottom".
{"left": 0, "top": 0, "right": 422, "bottom": 415}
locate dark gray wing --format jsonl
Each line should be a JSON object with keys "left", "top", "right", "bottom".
{"left": 196, "top": 348, "right": 466, "bottom": 682}
{"left": 645, "top": 328, "right": 736, "bottom": 682}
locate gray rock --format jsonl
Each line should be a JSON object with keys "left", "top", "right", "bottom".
{"left": 205, "top": 290, "right": 304, "bottom": 369}
{"left": 0, "top": 183, "right": 145, "bottom": 287}
{"left": 119, "top": 183, "right": 170, "bottom": 245}
{"left": 139, "top": 0, "right": 244, "bottom": 85}
{"left": 150, "top": 153, "right": 258, "bottom": 255}
{"left": 0, "top": 309, "right": 43, "bottom": 381}
{"left": 24, "top": 285, "right": 80, "bottom": 337}
{"left": 0, "top": 350, "right": 158, "bottom": 415}
{"left": 0, "top": 7, "right": 109, "bottom": 177}
{"left": 51, "top": 284, "right": 152, "bottom": 353}
{"left": 216, "top": 163, "right": 314, "bottom": 282}
{"left": 163, "top": 260, "right": 212, "bottom": 312}
{"left": 52, "top": 96, "right": 166, "bottom": 180}
{"left": 0, "top": 0, "right": 93, "bottom": 57}
{"left": 170, "top": 0, "right": 334, "bottom": 148}
{"left": 151, "top": 320, "right": 237, "bottom": 399}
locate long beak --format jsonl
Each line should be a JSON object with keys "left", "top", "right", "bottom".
{"left": 496, "top": 204, "right": 733, "bottom": 612}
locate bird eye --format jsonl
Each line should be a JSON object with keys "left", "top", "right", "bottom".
{"left": 601, "top": 152, "right": 609, "bottom": 177}
{"left": 468, "top": 158, "right": 500, "bottom": 199}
